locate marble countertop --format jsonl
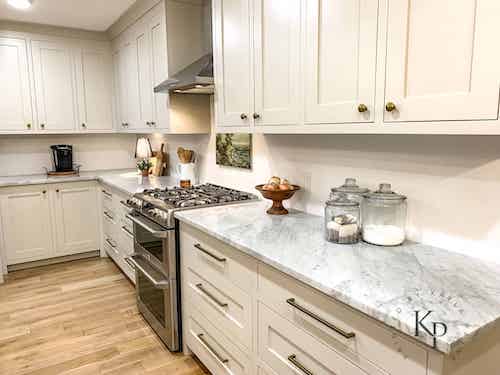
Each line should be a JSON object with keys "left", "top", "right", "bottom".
{"left": 0, "top": 169, "right": 179, "bottom": 195}
{"left": 175, "top": 201, "right": 500, "bottom": 354}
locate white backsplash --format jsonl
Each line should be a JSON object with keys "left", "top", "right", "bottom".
{"left": 159, "top": 129, "right": 500, "bottom": 264}
{"left": 1, "top": 129, "right": 499, "bottom": 264}
{"left": 0, "top": 134, "right": 137, "bottom": 176}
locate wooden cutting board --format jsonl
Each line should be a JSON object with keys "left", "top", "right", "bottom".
{"left": 152, "top": 143, "right": 167, "bottom": 176}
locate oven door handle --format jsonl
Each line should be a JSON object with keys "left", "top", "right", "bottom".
{"left": 126, "top": 213, "right": 170, "bottom": 238}
{"left": 125, "top": 256, "right": 170, "bottom": 289}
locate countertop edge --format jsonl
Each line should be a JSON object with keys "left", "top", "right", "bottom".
{"left": 175, "top": 210, "right": 472, "bottom": 355}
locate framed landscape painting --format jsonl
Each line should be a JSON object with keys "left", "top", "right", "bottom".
{"left": 216, "top": 133, "right": 252, "bottom": 169}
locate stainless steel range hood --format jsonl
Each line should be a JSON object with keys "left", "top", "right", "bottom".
{"left": 154, "top": 53, "right": 213, "bottom": 94}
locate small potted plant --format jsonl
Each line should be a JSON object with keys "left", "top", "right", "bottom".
{"left": 137, "top": 159, "right": 152, "bottom": 177}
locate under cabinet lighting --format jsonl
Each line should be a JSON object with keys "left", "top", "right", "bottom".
{"left": 7, "top": 0, "right": 33, "bottom": 10}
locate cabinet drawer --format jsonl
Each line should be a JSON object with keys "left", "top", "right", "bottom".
{"left": 101, "top": 188, "right": 114, "bottom": 212}
{"left": 186, "top": 266, "right": 253, "bottom": 350}
{"left": 259, "top": 302, "right": 373, "bottom": 375}
{"left": 258, "top": 264, "right": 427, "bottom": 375}
{"left": 180, "top": 223, "right": 257, "bottom": 294}
{"left": 104, "top": 238, "right": 135, "bottom": 283}
{"left": 102, "top": 210, "right": 117, "bottom": 238}
{"left": 186, "top": 307, "right": 252, "bottom": 375}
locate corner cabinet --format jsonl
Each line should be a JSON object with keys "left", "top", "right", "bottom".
{"left": 0, "top": 182, "right": 99, "bottom": 265}
{"left": 212, "top": 0, "right": 500, "bottom": 134}
{"left": 112, "top": 2, "right": 169, "bottom": 133}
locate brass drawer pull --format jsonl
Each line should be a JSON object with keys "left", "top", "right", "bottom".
{"left": 286, "top": 298, "right": 355, "bottom": 339}
{"left": 103, "top": 211, "right": 114, "bottom": 220}
{"left": 196, "top": 283, "right": 228, "bottom": 307}
{"left": 288, "top": 354, "right": 313, "bottom": 375}
{"left": 194, "top": 243, "right": 226, "bottom": 262}
{"left": 198, "top": 333, "right": 229, "bottom": 364}
{"left": 121, "top": 226, "right": 134, "bottom": 237}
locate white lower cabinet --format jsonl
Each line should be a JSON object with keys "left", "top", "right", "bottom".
{"left": 180, "top": 223, "right": 457, "bottom": 375}
{"left": 186, "top": 307, "right": 252, "bottom": 375}
{"left": 52, "top": 183, "right": 99, "bottom": 256}
{"left": 0, "top": 185, "right": 53, "bottom": 264}
{"left": 100, "top": 185, "right": 135, "bottom": 283}
{"left": 0, "top": 182, "right": 99, "bottom": 265}
{"left": 259, "top": 302, "right": 373, "bottom": 375}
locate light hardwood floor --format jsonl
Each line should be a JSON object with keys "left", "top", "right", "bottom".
{"left": 0, "top": 258, "right": 209, "bottom": 375}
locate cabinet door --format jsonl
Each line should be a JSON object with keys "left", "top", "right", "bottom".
{"left": 304, "top": 0, "right": 378, "bottom": 124}
{"left": 115, "top": 40, "right": 141, "bottom": 130}
{"left": 253, "top": 0, "right": 301, "bottom": 126}
{"left": 213, "top": 0, "right": 253, "bottom": 127}
{"left": 0, "top": 188, "right": 53, "bottom": 264}
{"left": 385, "top": 0, "right": 500, "bottom": 122}
{"left": 149, "top": 10, "right": 170, "bottom": 130}
{"left": 134, "top": 23, "right": 155, "bottom": 130}
{"left": 75, "top": 48, "right": 114, "bottom": 131}
{"left": 31, "top": 40, "right": 78, "bottom": 131}
{"left": 0, "top": 37, "right": 34, "bottom": 132}
{"left": 52, "top": 184, "right": 99, "bottom": 256}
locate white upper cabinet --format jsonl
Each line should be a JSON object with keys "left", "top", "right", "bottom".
{"left": 149, "top": 11, "right": 169, "bottom": 130}
{"left": 0, "top": 37, "right": 33, "bottom": 132}
{"left": 134, "top": 23, "right": 155, "bottom": 130}
{"left": 213, "top": 0, "right": 253, "bottom": 127}
{"left": 384, "top": 0, "right": 500, "bottom": 122}
{"left": 31, "top": 40, "right": 78, "bottom": 132}
{"left": 74, "top": 47, "right": 114, "bottom": 131}
{"left": 304, "top": 0, "right": 378, "bottom": 124}
{"left": 253, "top": 0, "right": 301, "bottom": 126}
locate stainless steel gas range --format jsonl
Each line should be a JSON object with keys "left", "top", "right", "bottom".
{"left": 124, "top": 183, "right": 257, "bottom": 351}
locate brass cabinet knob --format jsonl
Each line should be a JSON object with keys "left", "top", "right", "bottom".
{"left": 151, "top": 121, "right": 156, "bottom": 126}
{"left": 82, "top": 123, "right": 86, "bottom": 128}
{"left": 358, "top": 104, "right": 368, "bottom": 113}
{"left": 42, "top": 190, "right": 46, "bottom": 194}
{"left": 56, "top": 189, "right": 60, "bottom": 193}
{"left": 240, "top": 113, "right": 247, "bottom": 120}
{"left": 253, "top": 113, "right": 260, "bottom": 119}
{"left": 26, "top": 123, "right": 31, "bottom": 129}
{"left": 40, "top": 123, "right": 45, "bottom": 129}
{"left": 385, "top": 102, "right": 397, "bottom": 112}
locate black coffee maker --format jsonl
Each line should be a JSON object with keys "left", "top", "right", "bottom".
{"left": 51, "top": 145, "right": 73, "bottom": 172}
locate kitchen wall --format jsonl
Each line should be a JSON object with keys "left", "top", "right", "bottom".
{"left": 0, "top": 134, "right": 137, "bottom": 175}
{"left": 159, "top": 129, "right": 500, "bottom": 264}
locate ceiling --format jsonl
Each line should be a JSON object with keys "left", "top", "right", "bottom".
{"left": 0, "top": 0, "right": 137, "bottom": 31}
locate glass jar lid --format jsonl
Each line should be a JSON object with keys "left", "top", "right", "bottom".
{"left": 363, "top": 183, "right": 407, "bottom": 201}
{"left": 331, "top": 178, "right": 369, "bottom": 195}
{"left": 326, "top": 194, "right": 360, "bottom": 207}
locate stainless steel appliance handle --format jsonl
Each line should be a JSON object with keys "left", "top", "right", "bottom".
{"left": 126, "top": 213, "right": 169, "bottom": 238}
{"left": 286, "top": 298, "right": 355, "bottom": 339}
{"left": 288, "top": 354, "right": 313, "bottom": 375}
{"left": 196, "top": 283, "right": 228, "bottom": 307}
{"left": 121, "top": 226, "right": 134, "bottom": 237}
{"left": 197, "top": 333, "right": 229, "bottom": 364}
{"left": 125, "top": 256, "right": 169, "bottom": 289}
{"left": 194, "top": 243, "right": 226, "bottom": 262}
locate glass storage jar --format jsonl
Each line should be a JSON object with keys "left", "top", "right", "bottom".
{"left": 325, "top": 196, "right": 360, "bottom": 244}
{"left": 362, "top": 183, "right": 407, "bottom": 246}
{"left": 330, "top": 178, "right": 369, "bottom": 204}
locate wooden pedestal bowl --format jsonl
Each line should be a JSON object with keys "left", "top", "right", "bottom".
{"left": 255, "top": 184, "right": 301, "bottom": 215}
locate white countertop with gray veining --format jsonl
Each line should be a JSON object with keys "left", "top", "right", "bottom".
{"left": 174, "top": 201, "right": 500, "bottom": 354}
{"left": 0, "top": 169, "right": 179, "bottom": 195}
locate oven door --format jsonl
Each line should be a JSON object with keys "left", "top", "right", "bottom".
{"left": 126, "top": 212, "right": 176, "bottom": 277}
{"left": 125, "top": 254, "right": 180, "bottom": 351}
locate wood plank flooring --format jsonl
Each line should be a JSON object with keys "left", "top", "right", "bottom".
{"left": 0, "top": 258, "right": 209, "bottom": 375}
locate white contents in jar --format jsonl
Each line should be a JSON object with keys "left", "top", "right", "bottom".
{"left": 362, "top": 225, "right": 405, "bottom": 246}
